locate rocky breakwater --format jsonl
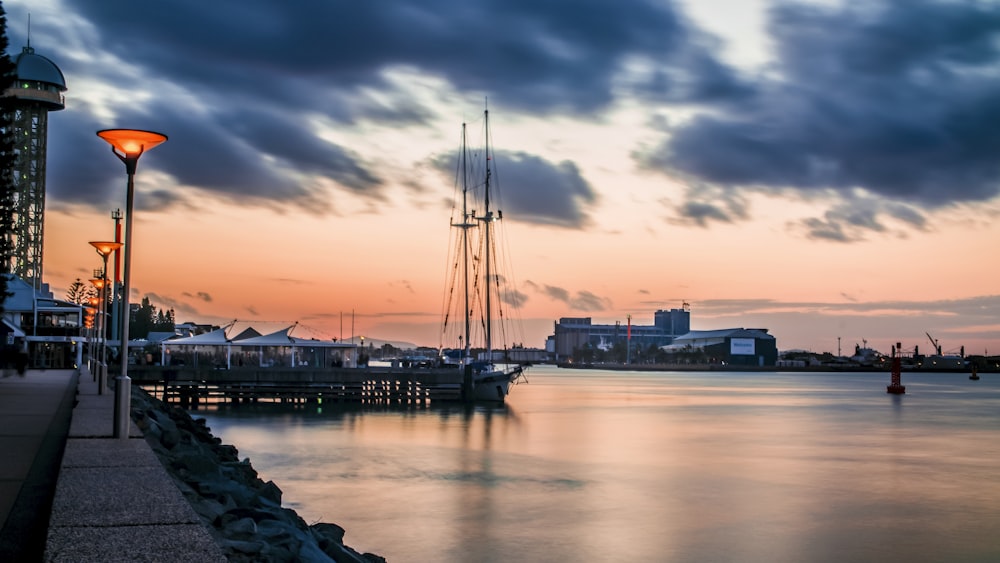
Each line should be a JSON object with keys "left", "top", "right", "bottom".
{"left": 131, "top": 389, "right": 385, "bottom": 562}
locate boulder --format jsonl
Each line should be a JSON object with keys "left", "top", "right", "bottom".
{"left": 130, "top": 388, "right": 385, "bottom": 562}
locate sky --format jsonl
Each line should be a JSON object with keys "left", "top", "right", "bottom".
{"left": 7, "top": 0, "right": 1000, "bottom": 356}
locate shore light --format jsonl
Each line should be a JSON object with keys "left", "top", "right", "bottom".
{"left": 90, "top": 241, "right": 122, "bottom": 396}
{"left": 87, "top": 277, "right": 103, "bottom": 376}
{"left": 97, "top": 128, "right": 167, "bottom": 438}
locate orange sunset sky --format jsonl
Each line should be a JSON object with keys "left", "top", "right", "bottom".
{"left": 12, "top": 0, "right": 1000, "bottom": 356}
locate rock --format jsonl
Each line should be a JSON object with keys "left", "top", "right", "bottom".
{"left": 258, "top": 479, "right": 282, "bottom": 504}
{"left": 223, "top": 516, "right": 258, "bottom": 539}
{"left": 219, "top": 506, "right": 280, "bottom": 526}
{"left": 298, "top": 540, "right": 338, "bottom": 563}
{"left": 173, "top": 451, "right": 221, "bottom": 476}
{"left": 220, "top": 538, "right": 266, "bottom": 556}
{"left": 130, "top": 388, "right": 386, "bottom": 562}
{"left": 311, "top": 522, "right": 346, "bottom": 544}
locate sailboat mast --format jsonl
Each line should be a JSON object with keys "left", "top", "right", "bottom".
{"left": 457, "top": 124, "right": 472, "bottom": 364}
{"left": 483, "top": 108, "right": 493, "bottom": 360}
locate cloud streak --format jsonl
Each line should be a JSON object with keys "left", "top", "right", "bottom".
{"left": 640, "top": 0, "right": 1000, "bottom": 237}
{"left": 11, "top": 0, "right": 740, "bottom": 217}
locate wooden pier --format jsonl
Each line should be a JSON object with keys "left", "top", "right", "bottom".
{"left": 128, "top": 366, "right": 466, "bottom": 405}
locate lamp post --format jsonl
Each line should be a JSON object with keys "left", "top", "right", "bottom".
{"left": 97, "top": 129, "right": 167, "bottom": 438}
{"left": 86, "top": 296, "right": 98, "bottom": 373}
{"left": 88, "top": 277, "right": 103, "bottom": 380}
{"left": 90, "top": 241, "right": 122, "bottom": 395}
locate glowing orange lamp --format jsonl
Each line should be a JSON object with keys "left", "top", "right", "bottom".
{"left": 96, "top": 129, "right": 167, "bottom": 438}
{"left": 89, "top": 241, "right": 122, "bottom": 395}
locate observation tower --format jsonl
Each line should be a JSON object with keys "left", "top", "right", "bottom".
{"left": 4, "top": 40, "right": 66, "bottom": 289}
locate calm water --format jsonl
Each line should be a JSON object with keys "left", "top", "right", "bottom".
{"left": 191, "top": 366, "right": 1000, "bottom": 562}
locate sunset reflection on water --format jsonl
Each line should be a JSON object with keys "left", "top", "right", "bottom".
{"left": 193, "top": 366, "right": 1000, "bottom": 562}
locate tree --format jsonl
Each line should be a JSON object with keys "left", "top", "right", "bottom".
{"left": 65, "top": 278, "right": 96, "bottom": 305}
{"left": 131, "top": 296, "right": 156, "bottom": 339}
{"left": 0, "top": 2, "right": 17, "bottom": 312}
{"left": 129, "top": 296, "right": 175, "bottom": 339}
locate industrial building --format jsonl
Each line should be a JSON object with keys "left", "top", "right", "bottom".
{"left": 550, "top": 307, "right": 691, "bottom": 361}
{"left": 662, "top": 328, "right": 777, "bottom": 367}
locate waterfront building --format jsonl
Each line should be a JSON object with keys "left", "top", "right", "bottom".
{"left": 161, "top": 325, "right": 359, "bottom": 369}
{"left": 4, "top": 40, "right": 66, "bottom": 290}
{"left": 662, "top": 328, "right": 777, "bottom": 367}
{"left": 551, "top": 307, "right": 691, "bottom": 362}
{"left": 0, "top": 274, "right": 83, "bottom": 369}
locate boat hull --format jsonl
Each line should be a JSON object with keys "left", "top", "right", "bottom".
{"left": 472, "top": 366, "right": 523, "bottom": 402}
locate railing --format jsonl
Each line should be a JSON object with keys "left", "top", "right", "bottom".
{"left": 130, "top": 365, "right": 465, "bottom": 405}
{"left": 4, "top": 86, "right": 65, "bottom": 107}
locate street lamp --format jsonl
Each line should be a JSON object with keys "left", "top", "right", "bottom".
{"left": 97, "top": 128, "right": 167, "bottom": 438}
{"left": 86, "top": 296, "right": 98, "bottom": 374}
{"left": 90, "top": 241, "right": 122, "bottom": 396}
{"left": 88, "top": 277, "right": 103, "bottom": 379}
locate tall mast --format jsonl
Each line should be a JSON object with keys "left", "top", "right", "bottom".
{"left": 482, "top": 107, "right": 493, "bottom": 359}
{"left": 453, "top": 123, "right": 474, "bottom": 364}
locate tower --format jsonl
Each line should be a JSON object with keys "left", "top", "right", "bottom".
{"left": 4, "top": 41, "right": 66, "bottom": 289}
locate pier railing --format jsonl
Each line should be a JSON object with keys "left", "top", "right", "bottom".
{"left": 128, "top": 365, "right": 464, "bottom": 405}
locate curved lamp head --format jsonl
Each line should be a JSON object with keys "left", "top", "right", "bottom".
{"left": 89, "top": 240, "right": 123, "bottom": 258}
{"left": 89, "top": 277, "right": 106, "bottom": 290}
{"left": 97, "top": 129, "right": 167, "bottom": 175}
{"left": 96, "top": 129, "right": 167, "bottom": 159}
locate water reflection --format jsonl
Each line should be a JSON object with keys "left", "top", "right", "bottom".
{"left": 193, "top": 367, "right": 1000, "bottom": 562}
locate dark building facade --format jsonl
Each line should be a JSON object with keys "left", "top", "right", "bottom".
{"left": 552, "top": 307, "right": 691, "bottom": 361}
{"left": 664, "top": 328, "right": 778, "bottom": 367}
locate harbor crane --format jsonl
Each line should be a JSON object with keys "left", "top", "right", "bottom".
{"left": 926, "top": 332, "right": 942, "bottom": 355}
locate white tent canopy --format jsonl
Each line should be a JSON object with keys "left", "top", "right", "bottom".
{"left": 160, "top": 326, "right": 233, "bottom": 368}
{"left": 160, "top": 324, "right": 357, "bottom": 369}
{"left": 234, "top": 326, "right": 357, "bottom": 368}
{"left": 162, "top": 327, "right": 230, "bottom": 346}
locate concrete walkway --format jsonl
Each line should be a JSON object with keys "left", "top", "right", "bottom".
{"left": 0, "top": 368, "right": 77, "bottom": 560}
{"left": 0, "top": 366, "right": 226, "bottom": 562}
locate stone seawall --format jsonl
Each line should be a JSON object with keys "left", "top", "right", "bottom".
{"left": 131, "top": 389, "right": 386, "bottom": 562}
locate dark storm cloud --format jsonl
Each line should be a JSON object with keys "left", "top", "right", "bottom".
{"left": 500, "top": 289, "right": 528, "bottom": 308}
{"left": 494, "top": 152, "right": 598, "bottom": 228}
{"left": 54, "top": 0, "right": 726, "bottom": 112}
{"left": 7, "top": 0, "right": 746, "bottom": 213}
{"left": 537, "top": 284, "right": 611, "bottom": 312}
{"left": 641, "top": 0, "right": 1000, "bottom": 234}
{"left": 145, "top": 292, "right": 199, "bottom": 316}
{"left": 659, "top": 183, "right": 748, "bottom": 227}
{"left": 45, "top": 100, "right": 333, "bottom": 211}
{"left": 217, "top": 108, "right": 383, "bottom": 194}
{"left": 432, "top": 149, "right": 598, "bottom": 227}
{"left": 694, "top": 295, "right": 1000, "bottom": 330}
{"left": 790, "top": 196, "right": 928, "bottom": 242}
{"left": 181, "top": 291, "right": 213, "bottom": 303}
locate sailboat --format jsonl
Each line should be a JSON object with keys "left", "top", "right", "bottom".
{"left": 441, "top": 106, "right": 527, "bottom": 402}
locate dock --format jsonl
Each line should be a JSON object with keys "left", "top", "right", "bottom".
{"left": 128, "top": 365, "right": 467, "bottom": 405}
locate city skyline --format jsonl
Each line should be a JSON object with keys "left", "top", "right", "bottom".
{"left": 9, "top": 0, "right": 1000, "bottom": 356}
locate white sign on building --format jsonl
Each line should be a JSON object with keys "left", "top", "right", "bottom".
{"left": 730, "top": 338, "right": 755, "bottom": 356}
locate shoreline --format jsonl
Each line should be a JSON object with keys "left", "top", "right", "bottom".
{"left": 131, "top": 388, "right": 386, "bottom": 563}
{"left": 554, "top": 362, "right": 994, "bottom": 373}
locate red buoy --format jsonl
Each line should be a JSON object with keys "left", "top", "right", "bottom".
{"left": 887, "top": 342, "right": 905, "bottom": 394}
